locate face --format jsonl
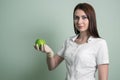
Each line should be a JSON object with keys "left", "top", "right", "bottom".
{"left": 74, "top": 9, "right": 89, "bottom": 33}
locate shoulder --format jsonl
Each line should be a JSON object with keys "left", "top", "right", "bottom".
{"left": 90, "top": 36, "right": 107, "bottom": 43}
{"left": 91, "top": 37, "right": 108, "bottom": 47}
{"left": 95, "top": 38, "right": 107, "bottom": 44}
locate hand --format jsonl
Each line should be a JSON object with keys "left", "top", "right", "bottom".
{"left": 34, "top": 44, "right": 53, "bottom": 54}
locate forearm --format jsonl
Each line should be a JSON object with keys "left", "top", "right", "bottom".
{"left": 99, "top": 75, "right": 108, "bottom": 80}
{"left": 98, "top": 64, "right": 109, "bottom": 80}
{"left": 46, "top": 52, "right": 56, "bottom": 70}
{"left": 46, "top": 52, "right": 64, "bottom": 71}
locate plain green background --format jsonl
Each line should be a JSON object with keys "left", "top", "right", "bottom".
{"left": 0, "top": 0, "right": 120, "bottom": 80}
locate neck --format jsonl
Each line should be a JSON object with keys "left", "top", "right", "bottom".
{"left": 76, "top": 31, "right": 90, "bottom": 44}
{"left": 78, "top": 31, "right": 89, "bottom": 39}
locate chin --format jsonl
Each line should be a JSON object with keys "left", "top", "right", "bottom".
{"left": 79, "top": 29, "right": 86, "bottom": 32}
{"left": 79, "top": 29, "right": 88, "bottom": 33}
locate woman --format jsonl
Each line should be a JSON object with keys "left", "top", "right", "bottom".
{"left": 34, "top": 3, "right": 109, "bottom": 80}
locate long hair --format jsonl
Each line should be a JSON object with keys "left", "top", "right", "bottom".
{"left": 73, "top": 3, "right": 100, "bottom": 38}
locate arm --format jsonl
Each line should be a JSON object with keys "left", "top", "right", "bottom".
{"left": 98, "top": 64, "right": 109, "bottom": 80}
{"left": 47, "top": 54, "right": 64, "bottom": 70}
{"left": 34, "top": 44, "right": 64, "bottom": 71}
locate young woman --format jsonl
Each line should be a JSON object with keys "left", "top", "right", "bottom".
{"left": 34, "top": 3, "right": 109, "bottom": 80}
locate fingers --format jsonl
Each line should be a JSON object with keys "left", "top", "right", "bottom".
{"left": 40, "top": 44, "right": 44, "bottom": 52}
{"left": 34, "top": 44, "right": 45, "bottom": 52}
{"left": 34, "top": 44, "right": 52, "bottom": 54}
{"left": 34, "top": 44, "right": 40, "bottom": 51}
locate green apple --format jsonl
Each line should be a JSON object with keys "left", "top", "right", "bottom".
{"left": 35, "top": 39, "right": 46, "bottom": 46}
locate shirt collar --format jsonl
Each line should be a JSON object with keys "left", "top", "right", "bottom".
{"left": 71, "top": 34, "right": 94, "bottom": 42}
{"left": 88, "top": 36, "right": 94, "bottom": 42}
{"left": 71, "top": 35, "right": 78, "bottom": 41}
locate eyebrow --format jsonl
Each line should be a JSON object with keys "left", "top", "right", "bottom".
{"left": 74, "top": 14, "right": 87, "bottom": 17}
{"left": 74, "top": 15, "right": 88, "bottom": 19}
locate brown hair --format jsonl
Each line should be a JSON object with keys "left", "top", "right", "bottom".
{"left": 73, "top": 3, "right": 100, "bottom": 38}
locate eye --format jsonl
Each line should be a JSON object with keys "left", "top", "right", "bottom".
{"left": 81, "top": 15, "right": 88, "bottom": 20}
{"left": 74, "top": 16, "right": 79, "bottom": 20}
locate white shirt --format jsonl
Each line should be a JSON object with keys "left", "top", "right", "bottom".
{"left": 57, "top": 35, "right": 109, "bottom": 80}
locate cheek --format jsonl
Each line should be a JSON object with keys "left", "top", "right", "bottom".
{"left": 85, "top": 20, "right": 89, "bottom": 27}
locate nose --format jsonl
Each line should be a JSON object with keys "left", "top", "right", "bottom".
{"left": 78, "top": 17, "right": 83, "bottom": 25}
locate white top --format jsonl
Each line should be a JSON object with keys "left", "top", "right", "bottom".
{"left": 57, "top": 35, "right": 109, "bottom": 80}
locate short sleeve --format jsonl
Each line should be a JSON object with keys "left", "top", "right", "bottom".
{"left": 96, "top": 39, "right": 109, "bottom": 65}
{"left": 57, "top": 40, "right": 67, "bottom": 58}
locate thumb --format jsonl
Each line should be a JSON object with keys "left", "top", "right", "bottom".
{"left": 44, "top": 44, "right": 53, "bottom": 54}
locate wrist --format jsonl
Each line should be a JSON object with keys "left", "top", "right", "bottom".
{"left": 47, "top": 52, "right": 54, "bottom": 58}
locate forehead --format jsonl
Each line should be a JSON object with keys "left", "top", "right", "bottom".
{"left": 74, "top": 9, "right": 86, "bottom": 16}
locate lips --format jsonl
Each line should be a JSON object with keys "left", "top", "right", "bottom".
{"left": 78, "top": 26, "right": 84, "bottom": 29}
